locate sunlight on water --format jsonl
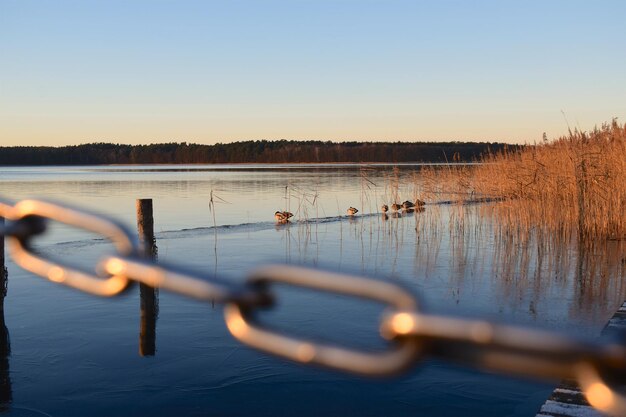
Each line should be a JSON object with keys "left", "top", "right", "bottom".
{"left": 0, "top": 165, "right": 623, "bottom": 416}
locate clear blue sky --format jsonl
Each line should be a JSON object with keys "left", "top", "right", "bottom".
{"left": 1, "top": 0, "right": 625, "bottom": 145}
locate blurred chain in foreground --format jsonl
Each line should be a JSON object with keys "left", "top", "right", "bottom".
{"left": 0, "top": 198, "right": 624, "bottom": 415}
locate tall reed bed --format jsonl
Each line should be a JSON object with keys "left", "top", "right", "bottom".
{"left": 420, "top": 120, "right": 626, "bottom": 242}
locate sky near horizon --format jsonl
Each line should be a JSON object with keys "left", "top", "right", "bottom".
{"left": 1, "top": 1, "right": 625, "bottom": 146}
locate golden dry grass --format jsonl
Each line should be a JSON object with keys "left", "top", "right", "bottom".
{"left": 420, "top": 120, "right": 626, "bottom": 241}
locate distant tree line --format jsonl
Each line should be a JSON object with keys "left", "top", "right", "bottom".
{"left": 0, "top": 140, "right": 519, "bottom": 165}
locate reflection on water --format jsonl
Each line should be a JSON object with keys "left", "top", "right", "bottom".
{"left": 0, "top": 165, "right": 624, "bottom": 416}
{"left": 139, "top": 284, "right": 158, "bottom": 357}
{"left": 257, "top": 203, "right": 625, "bottom": 332}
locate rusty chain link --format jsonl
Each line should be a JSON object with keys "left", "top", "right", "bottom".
{"left": 0, "top": 198, "right": 625, "bottom": 414}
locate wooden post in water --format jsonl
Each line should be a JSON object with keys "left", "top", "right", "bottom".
{"left": 0, "top": 217, "right": 6, "bottom": 306}
{"left": 0, "top": 216, "right": 12, "bottom": 409}
{"left": 137, "top": 199, "right": 158, "bottom": 357}
{"left": 0, "top": 217, "right": 4, "bottom": 281}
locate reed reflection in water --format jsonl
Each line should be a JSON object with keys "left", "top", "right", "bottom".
{"left": 248, "top": 203, "right": 625, "bottom": 332}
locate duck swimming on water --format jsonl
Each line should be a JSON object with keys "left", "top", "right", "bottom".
{"left": 347, "top": 207, "right": 359, "bottom": 216}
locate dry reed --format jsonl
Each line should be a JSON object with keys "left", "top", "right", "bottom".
{"left": 420, "top": 119, "right": 626, "bottom": 242}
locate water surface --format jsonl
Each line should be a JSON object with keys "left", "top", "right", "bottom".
{"left": 0, "top": 164, "right": 623, "bottom": 416}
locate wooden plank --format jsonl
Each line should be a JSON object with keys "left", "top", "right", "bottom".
{"left": 534, "top": 301, "right": 626, "bottom": 416}
{"left": 537, "top": 400, "right": 600, "bottom": 417}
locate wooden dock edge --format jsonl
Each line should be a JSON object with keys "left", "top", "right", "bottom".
{"left": 535, "top": 301, "right": 626, "bottom": 417}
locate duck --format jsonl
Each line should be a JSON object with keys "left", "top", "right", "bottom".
{"left": 401, "top": 200, "right": 415, "bottom": 210}
{"left": 347, "top": 207, "right": 359, "bottom": 216}
{"left": 274, "top": 211, "right": 287, "bottom": 222}
{"left": 415, "top": 198, "right": 426, "bottom": 207}
{"left": 391, "top": 203, "right": 401, "bottom": 212}
{"left": 274, "top": 211, "right": 293, "bottom": 223}
{"left": 381, "top": 204, "right": 389, "bottom": 213}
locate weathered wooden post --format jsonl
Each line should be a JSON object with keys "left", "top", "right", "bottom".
{"left": 0, "top": 216, "right": 12, "bottom": 409}
{"left": 0, "top": 218, "right": 3, "bottom": 258}
{"left": 0, "top": 217, "right": 4, "bottom": 274}
{"left": 137, "top": 199, "right": 158, "bottom": 357}
{"left": 0, "top": 217, "right": 6, "bottom": 306}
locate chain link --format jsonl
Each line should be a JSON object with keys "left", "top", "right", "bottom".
{"left": 1, "top": 199, "right": 625, "bottom": 414}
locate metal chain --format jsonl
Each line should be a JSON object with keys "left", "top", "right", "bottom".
{"left": 1, "top": 198, "right": 625, "bottom": 415}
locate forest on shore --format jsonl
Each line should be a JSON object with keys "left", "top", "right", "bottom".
{"left": 0, "top": 140, "right": 516, "bottom": 165}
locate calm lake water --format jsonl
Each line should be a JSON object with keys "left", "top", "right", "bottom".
{"left": 0, "top": 164, "right": 624, "bottom": 416}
